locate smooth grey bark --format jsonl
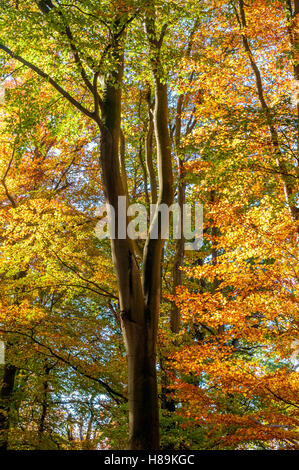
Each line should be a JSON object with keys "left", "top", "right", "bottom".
{"left": 145, "top": 87, "right": 158, "bottom": 205}
{"left": 120, "top": 129, "right": 129, "bottom": 200}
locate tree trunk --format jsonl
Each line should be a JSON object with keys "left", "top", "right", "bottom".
{"left": 171, "top": 93, "right": 185, "bottom": 334}
{"left": 98, "top": 40, "right": 162, "bottom": 449}
{"left": 37, "top": 363, "right": 51, "bottom": 449}
{"left": 145, "top": 86, "right": 158, "bottom": 205}
{"left": 125, "top": 321, "right": 159, "bottom": 449}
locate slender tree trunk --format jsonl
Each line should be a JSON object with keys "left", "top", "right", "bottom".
{"left": 171, "top": 94, "right": 185, "bottom": 334}
{"left": 145, "top": 86, "right": 158, "bottom": 205}
{"left": 37, "top": 363, "right": 51, "bottom": 449}
{"left": 161, "top": 94, "right": 185, "bottom": 413}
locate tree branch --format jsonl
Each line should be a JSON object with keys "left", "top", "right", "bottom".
{"left": 0, "top": 43, "right": 95, "bottom": 120}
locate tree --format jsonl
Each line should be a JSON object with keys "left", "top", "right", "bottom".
{"left": 0, "top": 0, "right": 195, "bottom": 449}
{"left": 167, "top": 0, "right": 299, "bottom": 449}
{"left": 0, "top": 0, "right": 297, "bottom": 450}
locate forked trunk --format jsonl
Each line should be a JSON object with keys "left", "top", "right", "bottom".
{"left": 97, "top": 12, "right": 173, "bottom": 449}
{"left": 99, "top": 59, "right": 160, "bottom": 449}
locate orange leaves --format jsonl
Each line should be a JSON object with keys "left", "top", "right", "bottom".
{"left": 169, "top": 15, "right": 299, "bottom": 438}
{"left": 0, "top": 298, "right": 46, "bottom": 330}
{"left": 240, "top": 0, "right": 286, "bottom": 43}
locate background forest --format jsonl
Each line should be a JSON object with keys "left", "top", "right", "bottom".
{"left": 0, "top": 0, "right": 298, "bottom": 450}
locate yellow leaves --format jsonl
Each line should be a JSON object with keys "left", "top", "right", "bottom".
{"left": 184, "top": 159, "right": 214, "bottom": 174}
{"left": 0, "top": 299, "right": 46, "bottom": 327}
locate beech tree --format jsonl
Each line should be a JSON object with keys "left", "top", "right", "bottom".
{"left": 0, "top": 0, "right": 298, "bottom": 451}
{"left": 0, "top": 0, "right": 197, "bottom": 449}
